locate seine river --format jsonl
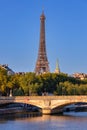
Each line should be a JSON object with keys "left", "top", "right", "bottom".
{"left": 0, "top": 112, "right": 87, "bottom": 130}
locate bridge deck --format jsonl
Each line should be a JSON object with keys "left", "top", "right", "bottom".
{"left": 0, "top": 96, "right": 87, "bottom": 100}
{"left": 0, "top": 96, "right": 87, "bottom": 114}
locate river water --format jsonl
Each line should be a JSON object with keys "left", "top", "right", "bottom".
{"left": 0, "top": 112, "right": 87, "bottom": 130}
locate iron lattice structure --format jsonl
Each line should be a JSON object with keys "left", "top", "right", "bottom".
{"left": 35, "top": 12, "right": 50, "bottom": 74}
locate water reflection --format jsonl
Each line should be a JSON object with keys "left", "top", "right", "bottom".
{"left": 0, "top": 112, "right": 41, "bottom": 122}
{"left": 0, "top": 112, "right": 87, "bottom": 130}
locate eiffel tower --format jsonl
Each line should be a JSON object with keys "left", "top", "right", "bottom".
{"left": 35, "top": 12, "right": 50, "bottom": 74}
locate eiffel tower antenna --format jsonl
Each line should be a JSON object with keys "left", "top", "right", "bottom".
{"left": 42, "top": 7, "right": 44, "bottom": 13}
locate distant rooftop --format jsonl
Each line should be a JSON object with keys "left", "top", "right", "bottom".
{"left": 0, "top": 64, "right": 15, "bottom": 75}
{"left": 72, "top": 72, "right": 87, "bottom": 80}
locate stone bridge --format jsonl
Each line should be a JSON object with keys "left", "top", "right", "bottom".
{"left": 0, "top": 96, "right": 87, "bottom": 114}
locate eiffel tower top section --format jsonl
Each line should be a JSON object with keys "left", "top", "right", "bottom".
{"left": 35, "top": 12, "right": 50, "bottom": 74}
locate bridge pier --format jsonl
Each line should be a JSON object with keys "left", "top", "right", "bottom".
{"left": 42, "top": 108, "right": 51, "bottom": 115}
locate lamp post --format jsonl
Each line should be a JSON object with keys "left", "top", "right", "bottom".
{"left": 62, "top": 87, "right": 65, "bottom": 95}
{"left": 73, "top": 87, "right": 75, "bottom": 95}
{"left": 9, "top": 89, "right": 12, "bottom": 97}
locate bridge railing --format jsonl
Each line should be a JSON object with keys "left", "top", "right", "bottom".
{"left": 0, "top": 96, "right": 87, "bottom": 100}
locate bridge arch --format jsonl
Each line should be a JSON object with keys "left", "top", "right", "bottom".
{"left": 0, "top": 96, "right": 44, "bottom": 109}
{"left": 51, "top": 100, "right": 87, "bottom": 114}
{"left": 0, "top": 100, "right": 43, "bottom": 109}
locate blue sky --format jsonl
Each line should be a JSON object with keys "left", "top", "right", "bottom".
{"left": 0, "top": 0, "right": 87, "bottom": 74}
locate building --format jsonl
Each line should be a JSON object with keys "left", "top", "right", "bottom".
{"left": 72, "top": 73, "right": 87, "bottom": 80}
{"left": 35, "top": 11, "right": 50, "bottom": 74}
{"left": 0, "top": 64, "right": 15, "bottom": 75}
